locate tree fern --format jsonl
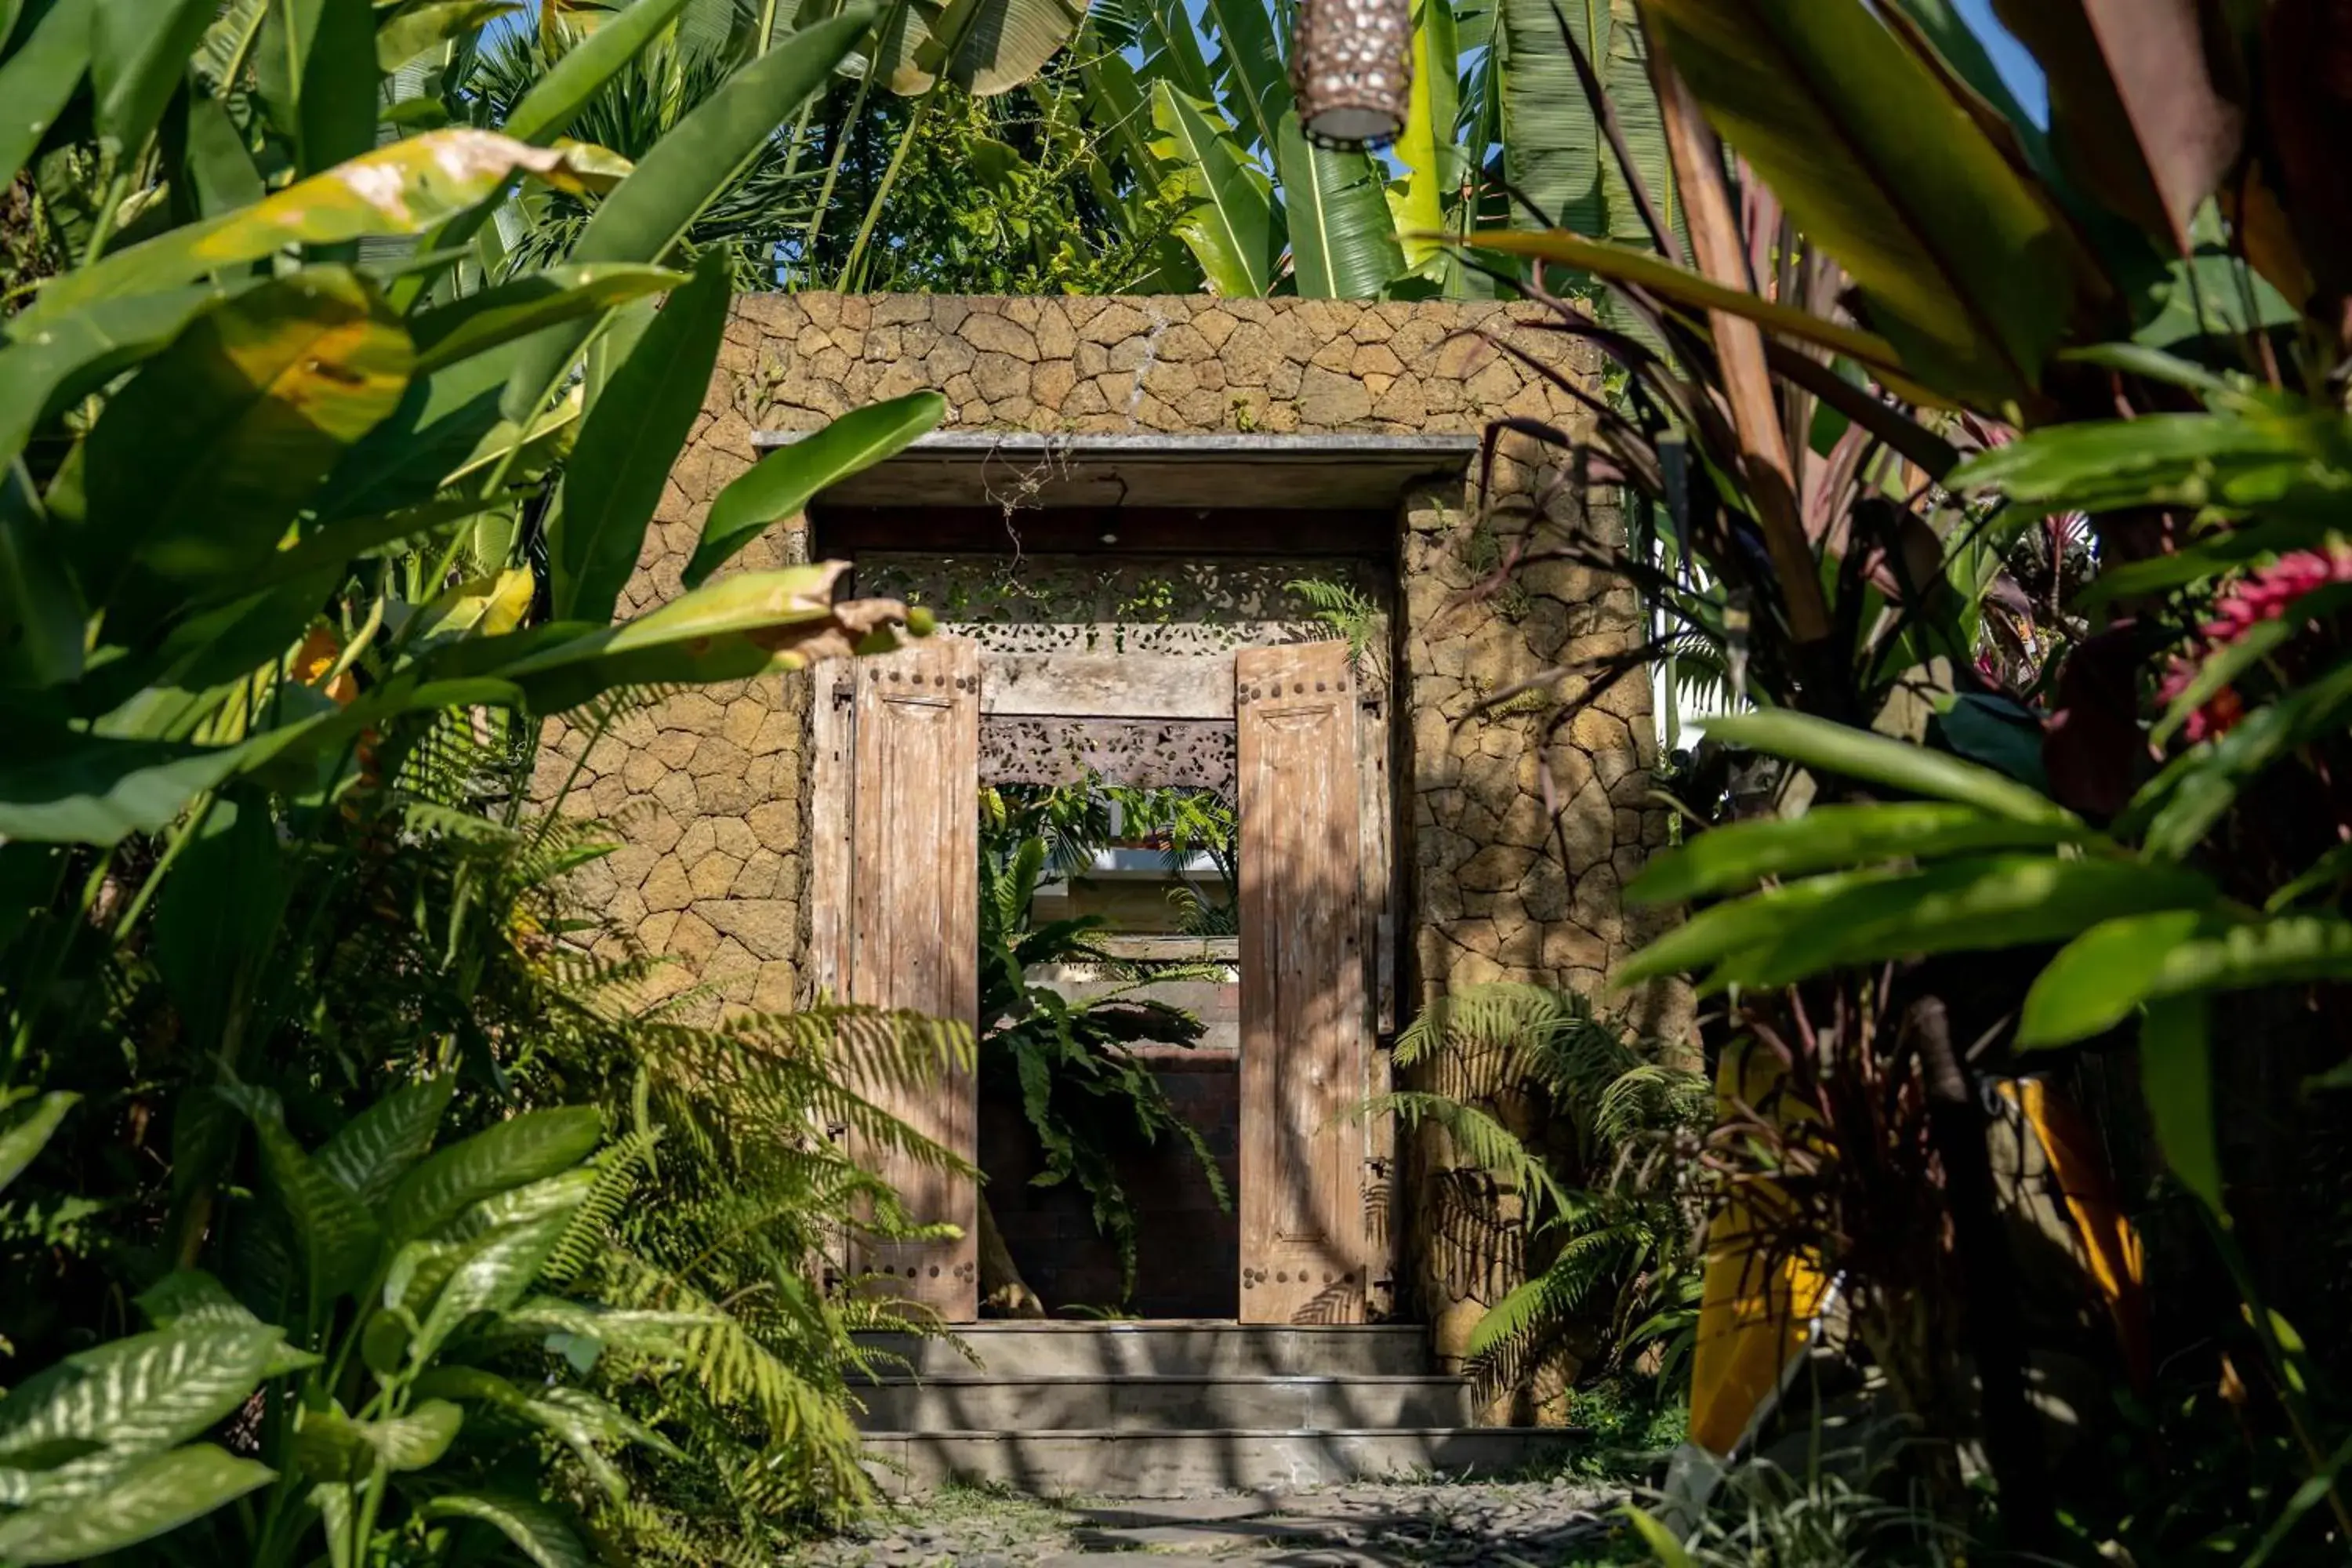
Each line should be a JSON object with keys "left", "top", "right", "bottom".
{"left": 1378, "top": 984, "right": 1708, "bottom": 1394}
{"left": 325, "top": 715, "right": 979, "bottom": 1556}
{"left": 1358, "top": 1089, "right": 1574, "bottom": 1217}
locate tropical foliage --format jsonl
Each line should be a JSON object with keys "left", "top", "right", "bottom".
{"left": 1456, "top": 0, "right": 2352, "bottom": 1559}
{"left": 975, "top": 784, "right": 1232, "bottom": 1307}
{"left": 0, "top": 0, "right": 975, "bottom": 1555}
{"left": 1367, "top": 985, "right": 1708, "bottom": 1392}
{"left": 106, "top": 0, "right": 1677, "bottom": 306}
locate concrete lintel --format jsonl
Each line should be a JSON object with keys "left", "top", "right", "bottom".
{"left": 755, "top": 430, "right": 1479, "bottom": 510}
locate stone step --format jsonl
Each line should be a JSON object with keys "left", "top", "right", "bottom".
{"left": 856, "top": 1373, "right": 1475, "bottom": 1431}
{"left": 861, "top": 1426, "right": 1582, "bottom": 1499}
{"left": 854, "top": 1323, "right": 1430, "bottom": 1380}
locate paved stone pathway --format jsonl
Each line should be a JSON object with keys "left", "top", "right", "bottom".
{"left": 779, "top": 1479, "right": 1629, "bottom": 1566}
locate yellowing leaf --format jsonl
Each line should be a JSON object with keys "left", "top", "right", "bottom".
{"left": 416, "top": 570, "right": 536, "bottom": 643}
{"left": 23, "top": 132, "right": 631, "bottom": 329}
{"left": 539, "top": 138, "right": 633, "bottom": 195}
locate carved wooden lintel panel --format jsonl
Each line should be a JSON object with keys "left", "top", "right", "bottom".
{"left": 979, "top": 716, "right": 1236, "bottom": 793}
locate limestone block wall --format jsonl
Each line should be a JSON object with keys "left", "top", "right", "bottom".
{"left": 537, "top": 292, "right": 1683, "bottom": 1361}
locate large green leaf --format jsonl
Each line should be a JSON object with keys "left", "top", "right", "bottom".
{"left": 0, "top": 1322, "right": 286, "bottom": 1462}
{"left": 89, "top": 0, "right": 217, "bottom": 159}
{"left": 501, "top": 5, "right": 877, "bottom": 419}
{"left": 1639, "top": 0, "right": 2074, "bottom": 408}
{"left": 256, "top": 0, "right": 381, "bottom": 176}
{"left": 135, "top": 1270, "right": 278, "bottom": 1337}
{"left": 317, "top": 344, "right": 535, "bottom": 524}
{"left": 422, "top": 564, "right": 914, "bottom": 713}
{"left": 1149, "top": 84, "right": 1283, "bottom": 299}
{"left": 2143, "top": 916, "right": 2352, "bottom": 1009}
{"left": 410, "top": 1213, "right": 575, "bottom": 1362}
{"left": 446, "top": 1167, "right": 602, "bottom": 1240}
{"left": 1599, "top": 0, "right": 1673, "bottom": 250}
{"left": 2016, "top": 909, "right": 2208, "bottom": 1047}
{"left": 551, "top": 251, "right": 731, "bottom": 623}
{"left": 1709, "top": 855, "right": 2220, "bottom": 992}
{"left": 376, "top": 0, "right": 519, "bottom": 70}
{"left": 0, "top": 1091, "right": 78, "bottom": 1196}
{"left": 2139, "top": 996, "right": 2222, "bottom": 1213}
{"left": 1626, "top": 801, "right": 2089, "bottom": 906}
{"left": 419, "top": 1492, "right": 590, "bottom": 1568}
{"left": 0, "top": 731, "right": 261, "bottom": 846}
{"left": 76, "top": 566, "right": 346, "bottom": 733}
{"left": 1275, "top": 118, "right": 1405, "bottom": 299}
{"left": 0, "top": 461, "right": 82, "bottom": 690}
{"left": 869, "top": 0, "right": 1087, "bottom": 95}
{"left": 383, "top": 1107, "right": 603, "bottom": 1244}
{"left": 0, "top": 283, "right": 242, "bottom": 468}
{"left": 383, "top": 1236, "right": 465, "bottom": 1321}
{"left": 1614, "top": 866, "right": 1911, "bottom": 985}
{"left": 1393, "top": 0, "right": 1459, "bottom": 273}
{"left": 150, "top": 793, "right": 289, "bottom": 1052}
{"left": 1471, "top": 230, "right": 1915, "bottom": 380}
{"left": 17, "top": 132, "right": 625, "bottom": 331}
{"left": 0, "top": 1443, "right": 274, "bottom": 1563}
{"left": 503, "top": 0, "right": 695, "bottom": 141}
{"left": 1619, "top": 855, "right": 2215, "bottom": 989}
{"left": 194, "top": 0, "right": 269, "bottom": 93}
{"left": 316, "top": 1076, "right": 456, "bottom": 1209}
{"left": 408, "top": 263, "right": 687, "bottom": 374}
{"left": 684, "top": 389, "right": 946, "bottom": 587}
{"left": 1195, "top": 0, "right": 1290, "bottom": 149}
{"left": 223, "top": 1086, "right": 384, "bottom": 1303}
{"left": 80, "top": 268, "right": 412, "bottom": 624}
{"left": 292, "top": 1399, "right": 463, "bottom": 1481}
{"left": 1499, "top": 0, "right": 1607, "bottom": 233}
{"left": 0, "top": 0, "right": 93, "bottom": 191}
{"left": 1880, "top": 0, "right": 2047, "bottom": 165}
{"left": 1699, "top": 710, "right": 2081, "bottom": 826}
{"left": 1945, "top": 401, "right": 2352, "bottom": 516}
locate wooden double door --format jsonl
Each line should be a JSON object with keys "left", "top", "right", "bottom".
{"left": 814, "top": 635, "right": 1379, "bottom": 1323}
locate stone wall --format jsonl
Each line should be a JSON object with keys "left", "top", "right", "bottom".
{"left": 539, "top": 292, "right": 1683, "bottom": 1369}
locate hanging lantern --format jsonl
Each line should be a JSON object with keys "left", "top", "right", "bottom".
{"left": 1290, "top": 0, "right": 1413, "bottom": 150}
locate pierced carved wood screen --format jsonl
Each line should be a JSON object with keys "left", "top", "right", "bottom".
{"left": 844, "top": 637, "right": 980, "bottom": 1320}
{"left": 1235, "top": 641, "right": 1374, "bottom": 1325}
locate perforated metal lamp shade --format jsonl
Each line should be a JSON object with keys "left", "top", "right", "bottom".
{"left": 1290, "top": 0, "right": 1412, "bottom": 150}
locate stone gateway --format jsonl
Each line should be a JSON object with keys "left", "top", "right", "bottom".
{"left": 535, "top": 292, "right": 1684, "bottom": 1396}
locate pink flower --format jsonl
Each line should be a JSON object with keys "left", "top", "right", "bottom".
{"left": 2161, "top": 544, "right": 2352, "bottom": 742}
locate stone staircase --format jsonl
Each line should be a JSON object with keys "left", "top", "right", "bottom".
{"left": 852, "top": 1322, "right": 1579, "bottom": 1498}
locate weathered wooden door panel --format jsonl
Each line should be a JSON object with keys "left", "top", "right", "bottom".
{"left": 848, "top": 637, "right": 981, "bottom": 1320}
{"left": 1236, "top": 641, "right": 1372, "bottom": 1324}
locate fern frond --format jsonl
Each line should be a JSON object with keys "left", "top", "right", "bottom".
{"left": 1361, "top": 1091, "right": 1573, "bottom": 1215}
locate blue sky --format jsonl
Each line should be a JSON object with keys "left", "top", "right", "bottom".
{"left": 1951, "top": 0, "right": 2049, "bottom": 123}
